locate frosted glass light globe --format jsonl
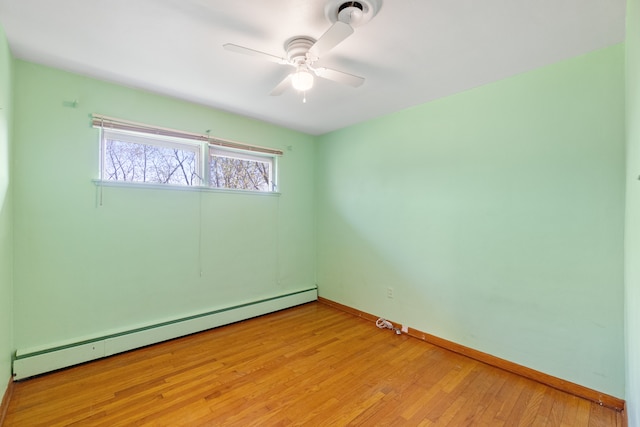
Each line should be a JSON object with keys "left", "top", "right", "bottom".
{"left": 291, "top": 69, "right": 314, "bottom": 92}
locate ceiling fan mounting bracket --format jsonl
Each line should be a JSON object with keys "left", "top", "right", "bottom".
{"left": 324, "top": 0, "right": 381, "bottom": 27}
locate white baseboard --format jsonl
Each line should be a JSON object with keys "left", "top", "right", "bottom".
{"left": 13, "top": 288, "right": 317, "bottom": 380}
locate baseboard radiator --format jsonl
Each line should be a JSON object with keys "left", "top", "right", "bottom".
{"left": 13, "top": 288, "right": 317, "bottom": 380}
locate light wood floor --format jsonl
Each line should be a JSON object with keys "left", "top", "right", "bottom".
{"left": 4, "top": 302, "right": 624, "bottom": 426}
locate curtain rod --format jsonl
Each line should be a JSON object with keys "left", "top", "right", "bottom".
{"left": 91, "top": 114, "right": 284, "bottom": 156}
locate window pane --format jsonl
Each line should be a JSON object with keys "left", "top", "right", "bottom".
{"left": 209, "top": 154, "right": 272, "bottom": 191}
{"left": 104, "top": 138, "right": 200, "bottom": 186}
{"left": 98, "top": 125, "right": 278, "bottom": 193}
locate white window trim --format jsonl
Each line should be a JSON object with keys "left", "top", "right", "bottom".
{"left": 91, "top": 179, "right": 281, "bottom": 197}
{"left": 209, "top": 146, "right": 278, "bottom": 192}
{"left": 102, "top": 128, "right": 206, "bottom": 186}
{"left": 93, "top": 114, "right": 282, "bottom": 194}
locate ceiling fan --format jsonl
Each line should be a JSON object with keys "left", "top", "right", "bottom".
{"left": 223, "top": 0, "right": 381, "bottom": 100}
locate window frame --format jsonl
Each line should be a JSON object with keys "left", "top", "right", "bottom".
{"left": 94, "top": 115, "right": 281, "bottom": 194}
{"left": 209, "top": 145, "right": 278, "bottom": 192}
{"left": 100, "top": 128, "right": 206, "bottom": 187}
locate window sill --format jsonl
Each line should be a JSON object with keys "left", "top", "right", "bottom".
{"left": 92, "top": 179, "right": 281, "bottom": 196}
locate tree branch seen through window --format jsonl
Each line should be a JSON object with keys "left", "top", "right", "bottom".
{"left": 210, "top": 155, "right": 271, "bottom": 191}
{"left": 104, "top": 139, "right": 200, "bottom": 185}
{"left": 100, "top": 130, "right": 277, "bottom": 192}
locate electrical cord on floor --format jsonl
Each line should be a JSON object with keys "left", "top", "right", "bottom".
{"left": 376, "top": 318, "right": 401, "bottom": 335}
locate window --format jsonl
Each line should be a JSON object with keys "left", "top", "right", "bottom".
{"left": 94, "top": 115, "right": 281, "bottom": 192}
{"left": 102, "top": 130, "right": 202, "bottom": 186}
{"left": 209, "top": 147, "right": 274, "bottom": 192}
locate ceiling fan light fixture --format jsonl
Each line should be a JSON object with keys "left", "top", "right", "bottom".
{"left": 291, "top": 68, "right": 314, "bottom": 91}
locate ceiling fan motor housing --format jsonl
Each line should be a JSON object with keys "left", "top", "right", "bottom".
{"left": 285, "top": 37, "right": 315, "bottom": 64}
{"left": 324, "top": 0, "right": 381, "bottom": 27}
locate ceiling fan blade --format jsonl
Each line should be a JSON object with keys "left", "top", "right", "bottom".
{"left": 308, "top": 21, "right": 354, "bottom": 59}
{"left": 223, "top": 43, "right": 288, "bottom": 65}
{"left": 270, "top": 74, "right": 292, "bottom": 96}
{"left": 315, "top": 67, "right": 364, "bottom": 87}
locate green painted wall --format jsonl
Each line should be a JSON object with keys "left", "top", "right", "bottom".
{"left": 316, "top": 45, "right": 626, "bottom": 397}
{"left": 0, "top": 25, "right": 14, "bottom": 396}
{"left": 626, "top": 0, "right": 640, "bottom": 422}
{"left": 12, "top": 61, "right": 316, "bottom": 352}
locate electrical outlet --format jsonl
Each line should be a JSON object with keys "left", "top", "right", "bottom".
{"left": 387, "top": 287, "right": 393, "bottom": 298}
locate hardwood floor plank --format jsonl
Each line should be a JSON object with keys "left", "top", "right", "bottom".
{"left": 559, "top": 394, "right": 582, "bottom": 426}
{"left": 533, "top": 387, "right": 562, "bottom": 426}
{"left": 573, "top": 398, "right": 594, "bottom": 426}
{"left": 447, "top": 367, "right": 508, "bottom": 425}
{"left": 516, "top": 382, "right": 548, "bottom": 426}
{"left": 4, "top": 302, "right": 622, "bottom": 426}
{"left": 589, "top": 402, "right": 618, "bottom": 427}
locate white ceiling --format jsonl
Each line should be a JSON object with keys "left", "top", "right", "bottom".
{"left": 0, "top": 0, "right": 627, "bottom": 135}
